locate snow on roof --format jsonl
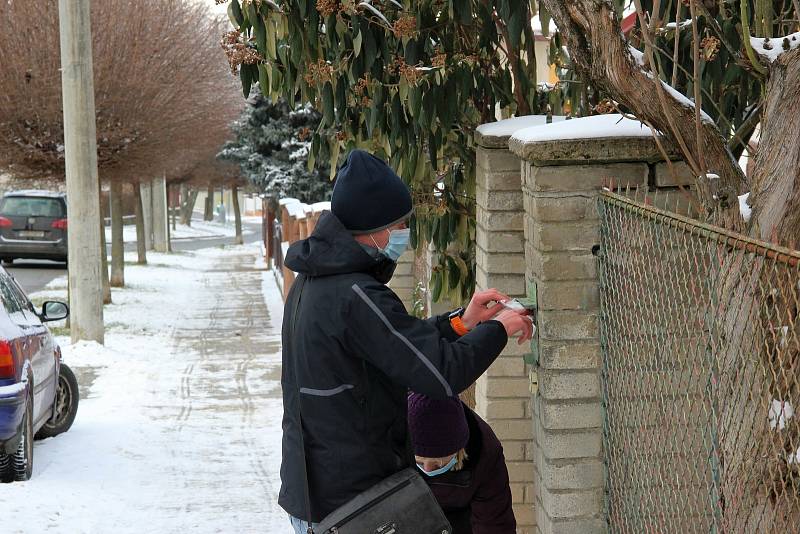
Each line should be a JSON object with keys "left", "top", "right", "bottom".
{"left": 510, "top": 114, "right": 654, "bottom": 144}
{"left": 476, "top": 115, "right": 567, "bottom": 139}
{"left": 279, "top": 197, "right": 301, "bottom": 206}
{"left": 750, "top": 32, "right": 800, "bottom": 63}
{"left": 311, "top": 201, "right": 331, "bottom": 213}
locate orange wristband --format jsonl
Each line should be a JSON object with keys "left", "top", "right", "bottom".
{"left": 450, "top": 315, "right": 470, "bottom": 336}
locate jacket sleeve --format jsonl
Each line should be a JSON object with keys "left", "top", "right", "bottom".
{"left": 470, "top": 444, "right": 517, "bottom": 534}
{"left": 344, "top": 281, "right": 507, "bottom": 399}
{"left": 426, "top": 312, "right": 461, "bottom": 342}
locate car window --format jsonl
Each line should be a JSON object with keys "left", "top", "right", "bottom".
{"left": 0, "top": 274, "right": 23, "bottom": 315}
{"left": 6, "top": 276, "right": 33, "bottom": 313}
{"left": 0, "top": 197, "right": 64, "bottom": 217}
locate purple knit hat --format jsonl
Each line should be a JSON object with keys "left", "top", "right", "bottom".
{"left": 407, "top": 392, "right": 469, "bottom": 458}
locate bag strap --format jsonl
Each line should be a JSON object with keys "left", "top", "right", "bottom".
{"left": 290, "top": 275, "right": 314, "bottom": 534}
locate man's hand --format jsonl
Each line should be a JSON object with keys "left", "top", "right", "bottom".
{"left": 461, "top": 288, "right": 510, "bottom": 330}
{"left": 495, "top": 309, "right": 535, "bottom": 345}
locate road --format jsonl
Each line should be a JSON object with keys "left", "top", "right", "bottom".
{"left": 7, "top": 218, "right": 263, "bottom": 294}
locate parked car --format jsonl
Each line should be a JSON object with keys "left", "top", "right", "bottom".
{"left": 0, "top": 267, "right": 76, "bottom": 482}
{"left": 0, "top": 190, "right": 68, "bottom": 264}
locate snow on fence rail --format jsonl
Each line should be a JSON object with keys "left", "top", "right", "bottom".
{"left": 597, "top": 189, "right": 800, "bottom": 533}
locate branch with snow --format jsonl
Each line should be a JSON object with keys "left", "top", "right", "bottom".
{"left": 750, "top": 32, "right": 800, "bottom": 63}
{"left": 628, "top": 46, "right": 714, "bottom": 125}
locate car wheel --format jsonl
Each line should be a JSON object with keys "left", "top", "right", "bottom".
{"left": 0, "top": 450, "right": 11, "bottom": 483}
{"left": 10, "top": 394, "right": 33, "bottom": 481}
{"left": 35, "top": 364, "right": 79, "bottom": 439}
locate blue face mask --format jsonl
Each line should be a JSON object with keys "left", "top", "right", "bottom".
{"left": 372, "top": 228, "right": 410, "bottom": 263}
{"left": 417, "top": 456, "right": 457, "bottom": 477}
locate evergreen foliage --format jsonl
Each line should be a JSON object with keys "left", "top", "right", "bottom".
{"left": 218, "top": 95, "right": 333, "bottom": 203}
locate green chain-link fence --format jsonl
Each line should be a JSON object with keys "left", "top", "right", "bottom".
{"left": 597, "top": 190, "right": 800, "bottom": 533}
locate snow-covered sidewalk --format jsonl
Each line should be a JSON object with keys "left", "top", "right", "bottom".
{"left": 2, "top": 244, "right": 289, "bottom": 533}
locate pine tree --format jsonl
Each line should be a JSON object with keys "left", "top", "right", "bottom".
{"left": 218, "top": 95, "right": 332, "bottom": 203}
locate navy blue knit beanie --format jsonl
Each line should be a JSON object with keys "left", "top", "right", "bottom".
{"left": 408, "top": 392, "right": 469, "bottom": 458}
{"left": 331, "top": 149, "right": 413, "bottom": 234}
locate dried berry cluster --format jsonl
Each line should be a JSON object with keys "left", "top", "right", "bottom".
{"left": 431, "top": 52, "right": 447, "bottom": 68}
{"left": 390, "top": 57, "right": 422, "bottom": 84}
{"left": 392, "top": 16, "right": 417, "bottom": 38}
{"left": 316, "top": 0, "right": 338, "bottom": 17}
{"left": 354, "top": 76, "right": 369, "bottom": 95}
{"left": 221, "top": 30, "right": 263, "bottom": 74}
{"left": 700, "top": 35, "right": 721, "bottom": 61}
{"left": 303, "top": 58, "right": 334, "bottom": 86}
{"left": 594, "top": 99, "right": 616, "bottom": 114}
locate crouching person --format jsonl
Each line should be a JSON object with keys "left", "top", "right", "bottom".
{"left": 408, "top": 392, "right": 516, "bottom": 534}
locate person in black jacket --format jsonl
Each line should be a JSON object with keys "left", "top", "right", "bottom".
{"left": 408, "top": 392, "right": 516, "bottom": 534}
{"left": 279, "top": 149, "right": 533, "bottom": 532}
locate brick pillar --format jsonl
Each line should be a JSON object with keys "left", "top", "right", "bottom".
{"left": 473, "top": 118, "right": 556, "bottom": 533}
{"left": 509, "top": 115, "right": 668, "bottom": 534}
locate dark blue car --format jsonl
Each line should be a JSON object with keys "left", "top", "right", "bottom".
{"left": 0, "top": 267, "right": 77, "bottom": 482}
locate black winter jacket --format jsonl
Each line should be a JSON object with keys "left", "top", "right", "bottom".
{"left": 278, "top": 211, "right": 508, "bottom": 522}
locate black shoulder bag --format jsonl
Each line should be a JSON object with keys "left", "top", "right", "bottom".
{"left": 290, "top": 275, "right": 451, "bottom": 534}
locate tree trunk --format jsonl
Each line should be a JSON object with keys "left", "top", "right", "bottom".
{"left": 171, "top": 184, "right": 177, "bottom": 232}
{"left": 180, "top": 189, "right": 199, "bottom": 226}
{"left": 232, "top": 185, "right": 243, "bottom": 245}
{"left": 133, "top": 182, "right": 147, "bottom": 265}
{"left": 99, "top": 189, "right": 111, "bottom": 305}
{"left": 141, "top": 181, "right": 154, "bottom": 251}
{"left": 204, "top": 185, "right": 214, "bottom": 221}
{"left": 750, "top": 49, "right": 800, "bottom": 244}
{"left": 109, "top": 180, "right": 124, "bottom": 287}
{"left": 151, "top": 176, "right": 168, "bottom": 253}
{"left": 167, "top": 183, "right": 172, "bottom": 253}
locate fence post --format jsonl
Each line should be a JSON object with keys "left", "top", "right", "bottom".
{"left": 508, "top": 115, "right": 673, "bottom": 534}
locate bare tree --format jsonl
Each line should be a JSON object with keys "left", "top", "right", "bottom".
{"left": 0, "top": 0, "right": 241, "bottom": 287}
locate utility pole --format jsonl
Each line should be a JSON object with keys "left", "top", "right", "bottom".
{"left": 59, "top": 0, "right": 104, "bottom": 344}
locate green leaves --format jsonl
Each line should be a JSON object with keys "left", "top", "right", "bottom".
{"left": 253, "top": 13, "right": 267, "bottom": 55}
{"left": 224, "top": 0, "right": 546, "bottom": 305}
{"left": 228, "top": 0, "right": 244, "bottom": 27}
{"left": 353, "top": 30, "right": 363, "bottom": 58}
{"left": 322, "top": 82, "right": 335, "bottom": 127}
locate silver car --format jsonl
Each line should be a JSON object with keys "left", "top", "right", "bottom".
{"left": 0, "top": 191, "right": 68, "bottom": 264}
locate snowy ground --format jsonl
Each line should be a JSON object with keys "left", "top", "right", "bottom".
{"left": 2, "top": 244, "right": 290, "bottom": 533}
